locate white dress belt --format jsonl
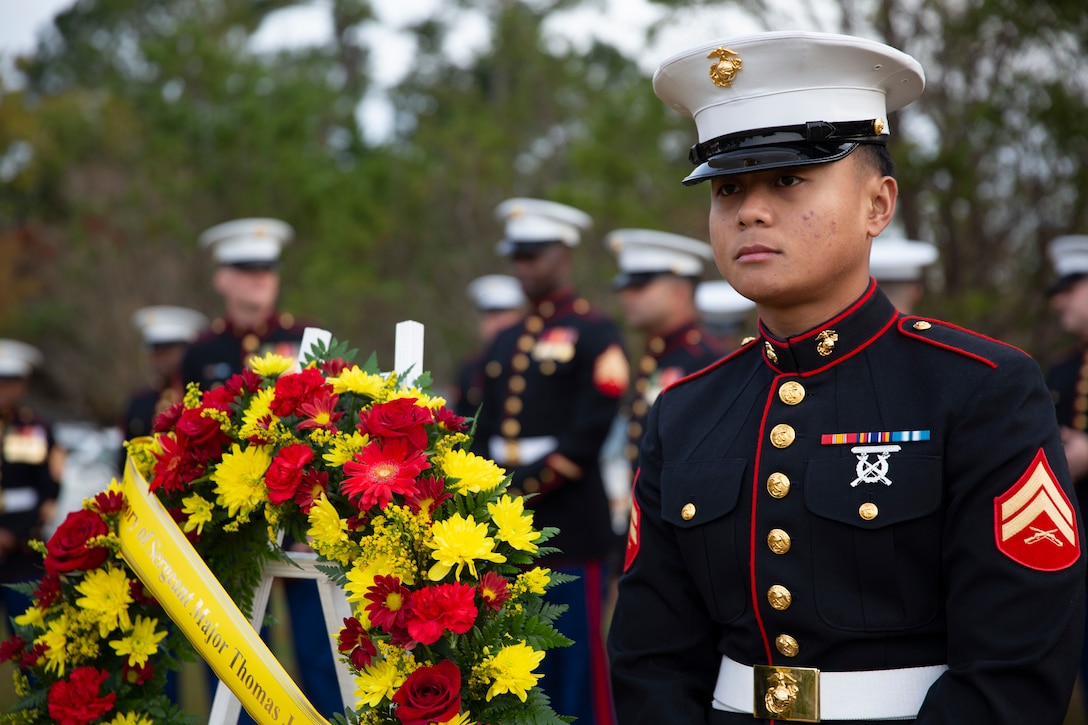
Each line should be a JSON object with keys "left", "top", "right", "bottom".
{"left": 488, "top": 435, "right": 558, "bottom": 466}
{"left": 712, "top": 654, "right": 948, "bottom": 721}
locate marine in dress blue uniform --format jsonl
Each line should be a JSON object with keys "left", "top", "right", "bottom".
{"left": 696, "top": 280, "right": 757, "bottom": 354}
{"left": 609, "top": 32, "right": 1084, "bottom": 724}
{"left": 180, "top": 218, "right": 309, "bottom": 391}
{"left": 471, "top": 198, "right": 630, "bottom": 725}
{"left": 452, "top": 274, "right": 526, "bottom": 419}
{"left": 869, "top": 237, "right": 938, "bottom": 315}
{"left": 606, "top": 228, "right": 725, "bottom": 473}
{"left": 0, "top": 341, "right": 62, "bottom": 622}
{"left": 1044, "top": 234, "right": 1088, "bottom": 714}
{"left": 121, "top": 306, "right": 208, "bottom": 444}
{"left": 180, "top": 218, "right": 342, "bottom": 719}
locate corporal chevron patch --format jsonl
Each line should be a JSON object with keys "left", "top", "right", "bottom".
{"left": 994, "top": 449, "right": 1080, "bottom": 571}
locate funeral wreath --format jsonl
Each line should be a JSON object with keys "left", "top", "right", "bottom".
{"left": 1, "top": 340, "right": 573, "bottom": 725}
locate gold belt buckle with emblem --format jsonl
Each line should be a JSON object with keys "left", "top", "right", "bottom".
{"left": 753, "top": 664, "right": 820, "bottom": 722}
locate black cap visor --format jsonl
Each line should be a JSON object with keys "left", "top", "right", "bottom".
{"left": 224, "top": 260, "right": 280, "bottom": 272}
{"left": 501, "top": 239, "right": 563, "bottom": 259}
{"left": 683, "top": 119, "right": 887, "bottom": 185}
{"left": 613, "top": 271, "right": 667, "bottom": 291}
{"left": 1049, "top": 273, "right": 1088, "bottom": 297}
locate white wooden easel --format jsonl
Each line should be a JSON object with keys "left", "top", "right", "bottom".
{"left": 209, "top": 321, "right": 425, "bottom": 724}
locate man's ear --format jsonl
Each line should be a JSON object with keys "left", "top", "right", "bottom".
{"left": 866, "top": 175, "right": 898, "bottom": 239}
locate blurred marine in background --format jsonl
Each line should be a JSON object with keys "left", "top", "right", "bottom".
{"left": 470, "top": 197, "right": 629, "bottom": 724}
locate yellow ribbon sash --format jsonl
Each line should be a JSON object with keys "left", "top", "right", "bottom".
{"left": 119, "top": 455, "right": 331, "bottom": 725}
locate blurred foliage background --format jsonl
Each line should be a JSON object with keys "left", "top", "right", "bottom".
{"left": 2, "top": 0, "right": 1088, "bottom": 426}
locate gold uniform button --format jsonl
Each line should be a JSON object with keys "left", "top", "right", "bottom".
{"left": 242, "top": 333, "right": 261, "bottom": 353}
{"left": 539, "top": 301, "right": 556, "bottom": 318}
{"left": 639, "top": 356, "right": 657, "bottom": 373}
{"left": 512, "top": 353, "right": 530, "bottom": 372}
{"left": 624, "top": 443, "right": 639, "bottom": 460}
{"left": 775, "top": 634, "right": 799, "bottom": 658}
{"left": 486, "top": 361, "right": 503, "bottom": 378}
{"left": 859, "top": 502, "right": 879, "bottom": 521}
{"left": 681, "top": 503, "right": 696, "bottom": 521}
{"left": 778, "top": 381, "right": 805, "bottom": 406}
{"left": 517, "top": 334, "right": 535, "bottom": 352}
{"left": 573, "top": 298, "right": 590, "bottom": 315}
{"left": 526, "top": 316, "right": 544, "bottom": 333}
{"left": 501, "top": 419, "right": 521, "bottom": 437}
{"left": 649, "top": 338, "right": 666, "bottom": 354}
{"left": 523, "top": 478, "right": 540, "bottom": 493}
{"left": 540, "top": 468, "right": 557, "bottom": 484}
{"left": 767, "top": 472, "right": 791, "bottom": 498}
{"left": 767, "top": 585, "right": 792, "bottom": 611}
{"left": 767, "top": 528, "right": 791, "bottom": 554}
{"left": 540, "top": 360, "right": 557, "bottom": 376}
{"left": 913, "top": 320, "right": 932, "bottom": 331}
{"left": 504, "top": 397, "right": 523, "bottom": 415}
{"left": 635, "top": 379, "right": 649, "bottom": 393}
{"left": 509, "top": 375, "right": 526, "bottom": 393}
{"left": 769, "top": 424, "right": 795, "bottom": 448}
{"left": 628, "top": 422, "right": 643, "bottom": 437}
{"left": 632, "top": 400, "right": 648, "bottom": 416}
{"left": 508, "top": 487, "right": 523, "bottom": 498}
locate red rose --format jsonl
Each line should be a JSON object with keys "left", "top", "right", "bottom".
{"left": 391, "top": 660, "right": 462, "bottom": 725}
{"left": 175, "top": 407, "right": 223, "bottom": 445}
{"left": 47, "top": 666, "right": 117, "bottom": 725}
{"left": 45, "top": 510, "right": 109, "bottom": 573}
{"left": 357, "top": 398, "right": 432, "bottom": 451}
{"left": 265, "top": 443, "right": 315, "bottom": 505}
{"left": 271, "top": 367, "right": 328, "bottom": 417}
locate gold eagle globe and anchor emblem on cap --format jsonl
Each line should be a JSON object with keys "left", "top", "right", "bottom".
{"left": 707, "top": 48, "right": 742, "bottom": 88}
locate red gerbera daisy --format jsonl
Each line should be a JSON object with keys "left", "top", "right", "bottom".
{"left": 297, "top": 389, "right": 343, "bottom": 432}
{"left": 404, "top": 476, "right": 452, "bottom": 518}
{"left": 92, "top": 489, "right": 125, "bottom": 516}
{"left": 477, "top": 571, "right": 511, "bottom": 612}
{"left": 337, "top": 616, "right": 378, "bottom": 670}
{"left": 364, "top": 575, "right": 412, "bottom": 633}
{"left": 294, "top": 469, "right": 329, "bottom": 514}
{"left": 341, "top": 438, "right": 431, "bottom": 511}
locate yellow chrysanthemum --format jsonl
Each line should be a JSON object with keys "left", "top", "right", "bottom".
{"left": 249, "top": 352, "right": 295, "bottom": 378}
{"left": 513, "top": 567, "right": 551, "bottom": 596}
{"left": 212, "top": 443, "right": 272, "bottom": 520}
{"left": 437, "top": 449, "right": 506, "bottom": 495}
{"left": 482, "top": 642, "right": 545, "bottom": 702}
{"left": 354, "top": 658, "right": 405, "bottom": 707}
{"left": 323, "top": 430, "right": 370, "bottom": 467}
{"left": 387, "top": 388, "right": 447, "bottom": 410}
{"left": 181, "top": 494, "right": 214, "bottom": 535}
{"left": 329, "top": 366, "right": 385, "bottom": 398}
{"left": 14, "top": 606, "right": 45, "bottom": 630}
{"left": 105, "top": 713, "right": 154, "bottom": 725}
{"left": 76, "top": 566, "right": 133, "bottom": 638}
{"left": 238, "top": 387, "right": 278, "bottom": 440}
{"left": 428, "top": 513, "right": 506, "bottom": 581}
{"left": 37, "top": 613, "right": 71, "bottom": 675}
{"left": 487, "top": 495, "right": 540, "bottom": 553}
{"left": 440, "top": 713, "right": 477, "bottom": 725}
{"left": 307, "top": 494, "right": 352, "bottom": 564}
{"left": 109, "top": 615, "right": 168, "bottom": 668}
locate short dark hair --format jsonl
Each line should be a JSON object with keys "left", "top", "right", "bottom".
{"left": 855, "top": 143, "right": 895, "bottom": 178}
